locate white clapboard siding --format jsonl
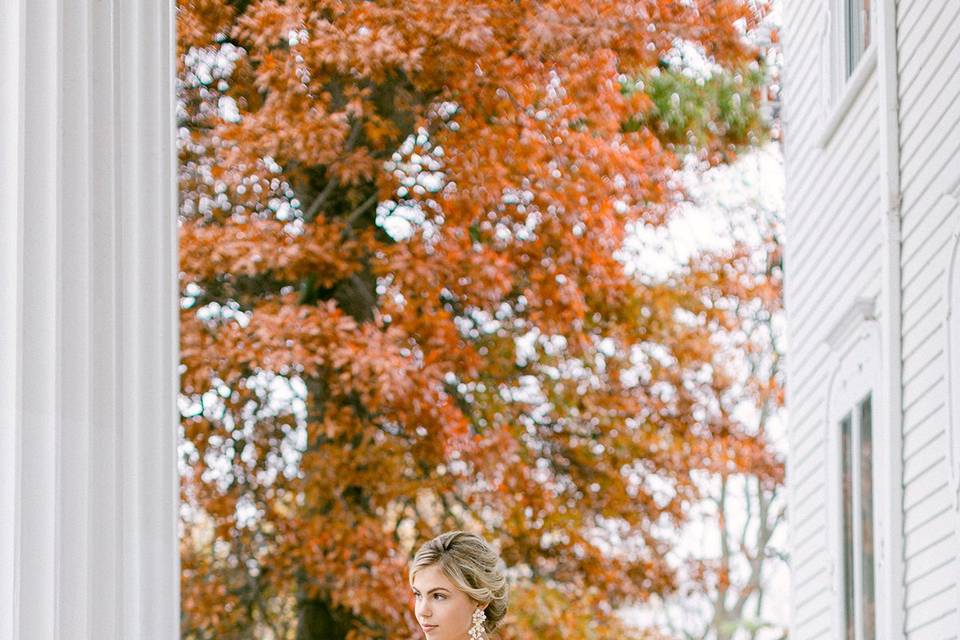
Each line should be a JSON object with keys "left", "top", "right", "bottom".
{"left": 787, "top": 0, "right": 960, "bottom": 637}
{"left": 903, "top": 402, "right": 947, "bottom": 467}
{"left": 783, "top": 0, "right": 885, "bottom": 634}
{"left": 897, "top": 0, "right": 960, "bottom": 632}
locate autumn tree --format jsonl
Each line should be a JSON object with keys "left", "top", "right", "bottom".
{"left": 176, "top": 1, "right": 777, "bottom": 638}
{"left": 648, "top": 22, "right": 786, "bottom": 638}
{"left": 668, "top": 176, "right": 786, "bottom": 640}
{"left": 676, "top": 200, "right": 786, "bottom": 640}
{"left": 634, "top": 139, "right": 787, "bottom": 639}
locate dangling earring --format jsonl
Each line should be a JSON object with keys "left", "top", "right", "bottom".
{"left": 468, "top": 606, "right": 487, "bottom": 640}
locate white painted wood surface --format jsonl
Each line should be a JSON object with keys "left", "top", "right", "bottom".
{"left": 785, "top": 0, "right": 885, "bottom": 635}
{"left": 949, "top": 213, "right": 960, "bottom": 626}
{"left": 896, "top": 0, "right": 960, "bottom": 635}
{"left": 0, "top": 1, "right": 179, "bottom": 639}
{"left": 0, "top": 1, "right": 22, "bottom": 637}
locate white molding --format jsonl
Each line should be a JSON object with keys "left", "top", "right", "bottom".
{"left": 0, "top": 1, "right": 179, "bottom": 638}
{"left": 948, "top": 228, "right": 960, "bottom": 622}
{"left": 0, "top": 0, "right": 24, "bottom": 636}
{"left": 825, "top": 296, "right": 878, "bottom": 349}
{"left": 873, "top": 0, "right": 905, "bottom": 636}
{"left": 946, "top": 231, "right": 960, "bottom": 512}
{"left": 817, "top": 45, "right": 878, "bottom": 148}
{"left": 817, "top": 6, "right": 833, "bottom": 119}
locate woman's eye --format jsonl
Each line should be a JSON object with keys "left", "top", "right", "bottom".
{"left": 433, "top": 594, "right": 445, "bottom": 600}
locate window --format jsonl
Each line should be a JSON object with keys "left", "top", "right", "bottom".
{"left": 816, "top": 0, "right": 877, "bottom": 146}
{"left": 839, "top": 395, "right": 876, "bottom": 640}
{"left": 840, "top": 413, "right": 855, "bottom": 640}
{"left": 825, "top": 299, "right": 881, "bottom": 639}
{"left": 846, "top": 0, "right": 872, "bottom": 77}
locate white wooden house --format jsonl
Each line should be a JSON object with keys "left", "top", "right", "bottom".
{"left": 784, "top": 0, "right": 960, "bottom": 638}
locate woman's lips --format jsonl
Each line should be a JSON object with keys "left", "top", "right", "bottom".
{"left": 422, "top": 623, "right": 438, "bottom": 631}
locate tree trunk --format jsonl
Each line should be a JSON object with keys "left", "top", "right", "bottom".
{"left": 289, "top": 161, "right": 383, "bottom": 635}
{"left": 296, "top": 597, "right": 352, "bottom": 640}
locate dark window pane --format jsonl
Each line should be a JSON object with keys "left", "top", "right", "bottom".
{"left": 841, "top": 413, "right": 856, "bottom": 640}
{"left": 846, "top": 0, "right": 871, "bottom": 76}
{"left": 860, "top": 395, "right": 876, "bottom": 640}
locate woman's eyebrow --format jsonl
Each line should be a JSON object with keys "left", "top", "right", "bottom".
{"left": 411, "top": 587, "right": 450, "bottom": 594}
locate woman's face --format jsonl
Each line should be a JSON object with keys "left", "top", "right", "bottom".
{"left": 411, "top": 564, "right": 482, "bottom": 640}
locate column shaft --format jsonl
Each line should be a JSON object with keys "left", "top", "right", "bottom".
{"left": 0, "top": 1, "right": 179, "bottom": 638}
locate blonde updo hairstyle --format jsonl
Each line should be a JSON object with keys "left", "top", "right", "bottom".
{"left": 409, "top": 531, "right": 509, "bottom": 634}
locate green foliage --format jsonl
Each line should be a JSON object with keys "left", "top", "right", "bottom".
{"left": 624, "top": 64, "right": 770, "bottom": 156}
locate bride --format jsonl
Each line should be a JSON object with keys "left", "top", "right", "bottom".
{"left": 409, "top": 531, "right": 510, "bottom": 640}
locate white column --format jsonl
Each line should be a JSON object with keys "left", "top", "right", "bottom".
{"left": 0, "top": 1, "right": 179, "bottom": 639}
{"left": 875, "top": 0, "right": 906, "bottom": 638}
{"left": 0, "top": 0, "right": 23, "bottom": 637}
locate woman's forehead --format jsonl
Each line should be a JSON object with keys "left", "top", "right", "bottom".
{"left": 412, "top": 564, "right": 456, "bottom": 590}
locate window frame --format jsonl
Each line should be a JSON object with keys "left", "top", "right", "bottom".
{"left": 824, "top": 299, "right": 881, "bottom": 640}
{"left": 837, "top": 394, "right": 877, "bottom": 640}
{"left": 816, "top": 0, "right": 878, "bottom": 147}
